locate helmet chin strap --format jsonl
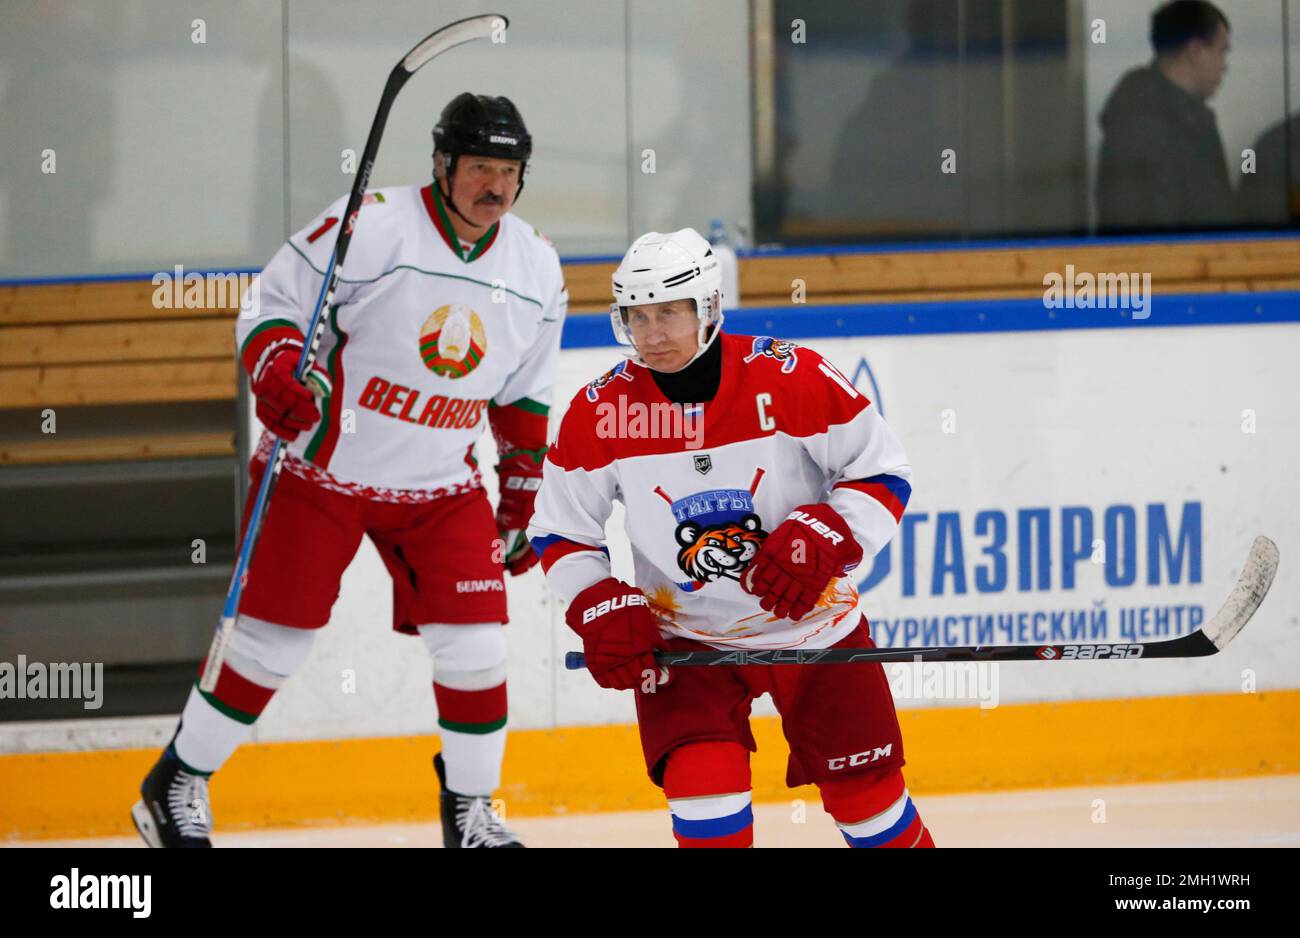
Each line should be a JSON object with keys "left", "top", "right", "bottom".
{"left": 437, "top": 166, "right": 480, "bottom": 231}
{"left": 436, "top": 155, "right": 503, "bottom": 233}
{"left": 436, "top": 151, "right": 524, "bottom": 232}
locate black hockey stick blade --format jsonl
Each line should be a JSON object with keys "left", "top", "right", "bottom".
{"left": 563, "top": 536, "right": 1279, "bottom": 669}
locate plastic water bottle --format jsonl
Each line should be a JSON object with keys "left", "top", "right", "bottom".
{"left": 708, "top": 219, "right": 741, "bottom": 310}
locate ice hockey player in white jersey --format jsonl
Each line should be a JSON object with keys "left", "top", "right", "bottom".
{"left": 528, "top": 228, "right": 934, "bottom": 848}
{"left": 133, "top": 94, "right": 566, "bottom": 849}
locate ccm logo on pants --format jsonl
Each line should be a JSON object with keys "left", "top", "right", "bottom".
{"left": 827, "top": 744, "right": 893, "bottom": 770}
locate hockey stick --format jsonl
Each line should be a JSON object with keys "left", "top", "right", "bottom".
{"left": 564, "top": 536, "right": 1278, "bottom": 670}
{"left": 201, "top": 14, "right": 508, "bottom": 693}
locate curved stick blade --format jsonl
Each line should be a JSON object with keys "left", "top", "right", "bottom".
{"left": 403, "top": 14, "right": 507, "bottom": 73}
{"left": 1203, "top": 536, "right": 1279, "bottom": 651}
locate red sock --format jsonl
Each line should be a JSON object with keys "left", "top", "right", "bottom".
{"left": 820, "top": 768, "right": 935, "bottom": 848}
{"left": 663, "top": 742, "right": 754, "bottom": 848}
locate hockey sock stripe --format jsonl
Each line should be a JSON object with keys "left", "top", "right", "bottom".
{"left": 195, "top": 690, "right": 258, "bottom": 726}
{"left": 661, "top": 742, "right": 754, "bottom": 846}
{"left": 670, "top": 802, "right": 754, "bottom": 841}
{"left": 434, "top": 681, "right": 507, "bottom": 733}
{"left": 839, "top": 810, "right": 925, "bottom": 849}
{"left": 171, "top": 686, "right": 258, "bottom": 775}
{"left": 839, "top": 797, "right": 922, "bottom": 848}
{"left": 438, "top": 716, "right": 507, "bottom": 734}
{"left": 195, "top": 659, "right": 275, "bottom": 724}
{"left": 668, "top": 790, "right": 752, "bottom": 821}
{"left": 834, "top": 786, "right": 912, "bottom": 837}
{"left": 847, "top": 811, "right": 928, "bottom": 849}
{"left": 674, "top": 826, "right": 754, "bottom": 848}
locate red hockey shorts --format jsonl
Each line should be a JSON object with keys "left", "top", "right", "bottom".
{"left": 236, "top": 458, "right": 507, "bottom": 632}
{"left": 635, "top": 616, "right": 905, "bottom": 788}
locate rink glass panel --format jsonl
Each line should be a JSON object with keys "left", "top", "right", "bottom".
{"left": 754, "top": 0, "right": 1299, "bottom": 244}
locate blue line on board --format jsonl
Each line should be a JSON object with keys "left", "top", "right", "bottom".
{"left": 560, "top": 290, "right": 1300, "bottom": 348}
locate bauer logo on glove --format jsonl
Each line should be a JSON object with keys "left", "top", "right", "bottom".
{"left": 741, "top": 503, "right": 863, "bottom": 622}
{"left": 581, "top": 592, "right": 649, "bottom": 625}
{"left": 787, "top": 509, "right": 850, "bottom": 551}
{"left": 566, "top": 579, "right": 666, "bottom": 691}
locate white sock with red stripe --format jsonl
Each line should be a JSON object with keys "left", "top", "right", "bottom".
{"left": 419, "top": 623, "right": 508, "bottom": 796}
{"left": 171, "top": 616, "right": 314, "bottom": 774}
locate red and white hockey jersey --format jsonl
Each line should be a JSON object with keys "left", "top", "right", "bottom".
{"left": 238, "top": 184, "right": 567, "bottom": 498}
{"left": 528, "top": 333, "right": 912, "bottom": 650}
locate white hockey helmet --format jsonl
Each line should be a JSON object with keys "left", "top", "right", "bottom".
{"left": 609, "top": 228, "right": 724, "bottom": 369}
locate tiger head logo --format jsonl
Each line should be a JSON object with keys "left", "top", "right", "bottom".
{"left": 657, "top": 484, "right": 768, "bottom": 592}
{"left": 743, "top": 336, "right": 799, "bottom": 373}
{"left": 676, "top": 515, "right": 766, "bottom": 589}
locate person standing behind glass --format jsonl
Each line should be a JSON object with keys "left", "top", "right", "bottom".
{"left": 1096, "top": 1, "right": 1236, "bottom": 233}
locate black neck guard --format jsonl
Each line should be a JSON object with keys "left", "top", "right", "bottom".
{"left": 650, "top": 331, "right": 723, "bottom": 405}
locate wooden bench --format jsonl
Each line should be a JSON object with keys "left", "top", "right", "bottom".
{"left": 0, "top": 432, "right": 236, "bottom": 465}
{"left": 3, "top": 236, "right": 1297, "bottom": 464}
{"left": 0, "top": 282, "right": 237, "bottom": 409}
{"left": 0, "top": 281, "right": 239, "bottom": 465}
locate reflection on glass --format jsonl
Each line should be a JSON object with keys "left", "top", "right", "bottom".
{"left": 755, "top": 0, "right": 1296, "bottom": 245}
{"left": 1095, "top": 1, "right": 1236, "bottom": 232}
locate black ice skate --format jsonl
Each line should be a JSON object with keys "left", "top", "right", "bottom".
{"left": 434, "top": 752, "right": 524, "bottom": 848}
{"left": 131, "top": 746, "right": 213, "bottom": 848}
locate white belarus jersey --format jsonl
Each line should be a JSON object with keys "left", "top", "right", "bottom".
{"left": 528, "top": 333, "right": 913, "bottom": 650}
{"left": 239, "top": 184, "right": 567, "bottom": 496}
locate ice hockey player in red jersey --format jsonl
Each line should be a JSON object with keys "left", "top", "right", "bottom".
{"left": 132, "top": 94, "right": 567, "bottom": 849}
{"left": 528, "top": 228, "right": 934, "bottom": 848}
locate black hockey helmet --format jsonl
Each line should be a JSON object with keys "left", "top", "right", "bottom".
{"left": 433, "top": 92, "right": 531, "bottom": 200}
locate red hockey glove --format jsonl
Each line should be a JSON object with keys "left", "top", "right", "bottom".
{"left": 566, "top": 578, "right": 667, "bottom": 691}
{"left": 496, "top": 450, "right": 545, "bottom": 576}
{"left": 251, "top": 346, "right": 330, "bottom": 442}
{"left": 742, "top": 503, "right": 863, "bottom": 622}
